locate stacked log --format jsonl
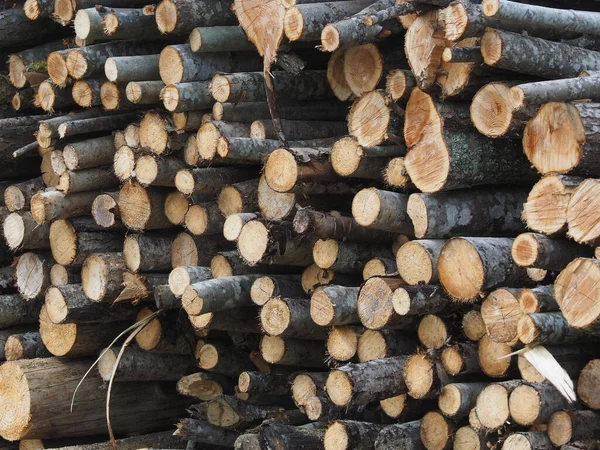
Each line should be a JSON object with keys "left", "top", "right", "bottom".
{"left": 0, "top": 0, "right": 600, "bottom": 449}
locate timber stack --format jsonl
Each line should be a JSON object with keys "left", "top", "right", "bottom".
{"left": 1, "top": 0, "right": 600, "bottom": 449}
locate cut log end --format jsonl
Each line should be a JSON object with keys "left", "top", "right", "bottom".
{"left": 331, "top": 137, "right": 363, "bottom": 177}
{"left": 159, "top": 46, "right": 184, "bottom": 86}
{"left": 508, "top": 384, "right": 541, "bottom": 426}
{"left": 320, "top": 24, "right": 340, "bottom": 53}
{"left": 313, "top": 239, "right": 339, "bottom": 271}
{"left": 438, "top": 238, "right": 484, "bottom": 302}
{"left": 100, "top": 82, "right": 122, "bottom": 111}
{"left": 418, "top": 314, "right": 447, "bottom": 350}
{"left": 323, "top": 421, "right": 348, "bottom": 450}
{"left": 325, "top": 370, "right": 353, "bottom": 406}
{"left": 165, "top": 191, "right": 189, "bottom": 226}
{"left": 0, "top": 361, "right": 32, "bottom": 440}
{"left": 357, "top": 277, "right": 398, "bottom": 330}
{"left": 47, "top": 52, "right": 69, "bottom": 87}
{"left": 16, "top": 252, "right": 48, "bottom": 299}
{"left": 523, "top": 175, "right": 575, "bottom": 235}
{"left": 404, "top": 354, "right": 434, "bottom": 399}
{"left": 480, "top": 28, "right": 503, "bottom": 66}
{"left": 439, "top": 384, "right": 462, "bottom": 416}
{"left": 396, "top": 241, "right": 435, "bottom": 285}
{"left": 48, "top": 219, "right": 77, "bottom": 266}
{"left": 135, "top": 308, "right": 162, "bottom": 350}
{"left": 481, "top": 288, "right": 521, "bottom": 344}
{"left": 356, "top": 329, "right": 387, "bottom": 362}
{"left": 348, "top": 90, "right": 391, "bottom": 147}
{"left": 155, "top": 0, "right": 178, "bottom": 34}
{"left": 328, "top": 49, "right": 353, "bottom": 101}
{"left": 567, "top": 179, "right": 600, "bottom": 245}
{"left": 327, "top": 326, "right": 358, "bottom": 362}
{"left": 511, "top": 234, "right": 541, "bottom": 267}
{"left": 237, "top": 220, "right": 269, "bottom": 265}
{"left": 310, "top": 288, "right": 335, "bottom": 327}
{"left": 264, "top": 149, "right": 299, "bottom": 193}
{"left": 476, "top": 383, "right": 511, "bottom": 430}
{"left": 351, "top": 187, "right": 382, "bottom": 227}
{"left": 66, "top": 50, "right": 88, "bottom": 80}
{"left": 210, "top": 74, "right": 231, "bottom": 103}
{"left": 8, "top": 55, "right": 26, "bottom": 89}
{"left": 470, "top": 82, "right": 515, "bottom": 138}
{"left": 386, "top": 69, "right": 412, "bottom": 103}
{"left": 35, "top": 81, "right": 57, "bottom": 112}
{"left": 161, "top": 85, "right": 180, "bottom": 112}
{"left": 3, "top": 213, "right": 25, "bottom": 250}
{"left": 260, "top": 298, "right": 290, "bottom": 336}
{"left": 420, "top": 411, "right": 452, "bottom": 450}
{"left": 379, "top": 394, "right": 407, "bottom": 419}
{"left": 210, "top": 254, "right": 233, "bottom": 278}
{"left": 478, "top": 335, "right": 513, "bottom": 377}
{"left": 555, "top": 258, "right": 600, "bottom": 329}
{"left": 259, "top": 335, "right": 285, "bottom": 364}
{"left": 45, "top": 286, "right": 69, "bottom": 324}
{"left": 344, "top": 44, "right": 383, "bottom": 97}
{"left": 92, "top": 193, "right": 119, "bottom": 228}
{"left": 547, "top": 411, "right": 573, "bottom": 446}
{"left": 578, "top": 359, "right": 600, "bottom": 409}
{"left": 81, "top": 254, "right": 110, "bottom": 302}
{"left": 175, "top": 170, "right": 195, "bottom": 195}
{"left": 118, "top": 182, "right": 154, "bottom": 231}
{"left": 463, "top": 310, "right": 486, "bottom": 341}
{"left": 302, "top": 263, "right": 335, "bottom": 293}
{"left": 217, "top": 186, "right": 244, "bottom": 216}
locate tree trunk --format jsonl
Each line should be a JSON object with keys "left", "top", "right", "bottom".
{"left": 0, "top": 357, "right": 192, "bottom": 440}
{"left": 182, "top": 275, "right": 261, "bottom": 316}
{"left": 512, "top": 232, "right": 593, "bottom": 271}
{"left": 45, "top": 284, "right": 134, "bottom": 324}
{"left": 217, "top": 138, "right": 335, "bottom": 164}
{"left": 57, "top": 112, "right": 140, "bottom": 138}
{"left": 363, "top": 256, "right": 398, "bottom": 280}
{"left": 123, "top": 233, "right": 174, "bottom": 273}
{"left": 189, "top": 25, "right": 254, "bottom": 52}
{"left": 0, "top": 8, "right": 63, "bottom": 49}
{"left": 81, "top": 252, "right": 126, "bottom": 303}
{"left": 249, "top": 275, "right": 304, "bottom": 306}
{"left": 154, "top": 0, "right": 237, "bottom": 35}
{"left": 71, "top": 78, "right": 103, "bottom": 108}
{"left": 348, "top": 90, "right": 403, "bottom": 147}
{"left": 374, "top": 420, "right": 423, "bottom": 450}
{"left": 81, "top": 8, "right": 159, "bottom": 42}
{"left": 261, "top": 297, "right": 328, "bottom": 339}
{"left": 217, "top": 179, "right": 258, "bottom": 216}
{"left": 261, "top": 423, "right": 324, "bottom": 450}
{"left": 174, "top": 419, "right": 239, "bottom": 447}
{"left": 238, "top": 371, "right": 291, "bottom": 396}
{"left": 135, "top": 155, "right": 187, "bottom": 187}
{"left": 3, "top": 211, "right": 50, "bottom": 251}
{"left": 15, "top": 252, "right": 53, "bottom": 300}
{"left": 351, "top": 188, "right": 411, "bottom": 233}
{"left": 211, "top": 71, "right": 333, "bottom": 103}
{"left": 125, "top": 80, "right": 164, "bottom": 105}
{"left": 482, "top": 28, "right": 600, "bottom": 78}
{"left": 325, "top": 420, "right": 385, "bottom": 450}
{"left": 313, "top": 239, "right": 393, "bottom": 274}
{"left": 260, "top": 335, "right": 326, "bottom": 367}
{"left": 251, "top": 119, "right": 347, "bottom": 141}
{"left": 441, "top": 342, "right": 480, "bottom": 375}
{"left": 57, "top": 167, "right": 118, "bottom": 194}
{"left": 475, "top": 380, "right": 523, "bottom": 430}
{"left": 6, "top": 332, "right": 51, "bottom": 361}
{"left": 100, "top": 81, "right": 134, "bottom": 110}
{"left": 175, "top": 167, "right": 254, "bottom": 196}
{"left": 197, "top": 342, "right": 256, "bottom": 377}
{"left": 396, "top": 240, "right": 444, "bottom": 285}
{"left": 162, "top": 81, "right": 212, "bottom": 112}
{"left": 509, "top": 382, "right": 572, "bottom": 426}
{"left": 62, "top": 136, "right": 115, "bottom": 171}
{"left": 438, "top": 237, "right": 532, "bottom": 302}
{"left": 35, "top": 80, "right": 75, "bottom": 112}
{"left": 439, "top": 382, "right": 487, "bottom": 419}
{"left": 310, "top": 285, "right": 360, "bottom": 327}
{"left": 0, "top": 294, "right": 40, "bottom": 328}
{"left": 171, "top": 231, "right": 231, "bottom": 267}
{"left": 523, "top": 175, "right": 583, "bottom": 236}
{"left": 118, "top": 182, "right": 174, "bottom": 231}
{"left": 326, "top": 355, "right": 408, "bottom": 406}
{"left": 91, "top": 191, "right": 120, "bottom": 229}
{"left": 105, "top": 54, "right": 160, "bottom": 83}
{"left": 407, "top": 188, "right": 527, "bottom": 239}
{"left": 518, "top": 312, "right": 593, "bottom": 345}
{"left": 548, "top": 410, "right": 600, "bottom": 447}
{"left": 356, "top": 329, "right": 417, "bottom": 362}
{"left": 213, "top": 100, "right": 349, "bottom": 122}
{"left": 66, "top": 40, "right": 164, "bottom": 80}
{"left": 159, "top": 44, "right": 261, "bottom": 85}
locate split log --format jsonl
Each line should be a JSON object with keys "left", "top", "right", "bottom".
{"left": 326, "top": 356, "right": 409, "bottom": 406}
{"left": 66, "top": 41, "right": 164, "bottom": 80}
{"left": 49, "top": 219, "right": 123, "bottom": 266}
{"left": 356, "top": 277, "right": 408, "bottom": 330}
{"left": 374, "top": 420, "right": 423, "bottom": 450}
{"left": 3, "top": 211, "right": 50, "bottom": 251}
{"left": 462, "top": 310, "right": 486, "bottom": 342}
{"left": 313, "top": 239, "right": 393, "bottom": 274}
{"left": 439, "top": 382, "right": 487, "bottom": 419}
{"left": 91, "top": 191, "right": 120, "bottom": 229}
{"left": 178, "top": 371, "right": 235, "bottom": 401}
{"left": 327, "top": 325, "right": 362, "bottom": 362}
{"left": 518, "top": 312, "right": 592, "bottom": 344}
{"left": 81, "top": 252, "right": 126, "bottom": 303}
{"left": 237, "top": 220, "right": 315, "bottom": 266}
{"left": 45, "top": 284, "right": 134, "bottom": 324}
{"left": 189, "top": 25, "right": 254, "bottom": 53}
{"left": 261, "top": 297, "right": 328, "bottom": 339}
{"left": 159, "top": 44, "right": 261, "bottom": 85}
{"left": 171, "top": 232, "right": 230, "bottom": 267}
{"left": 174, "top": 419, "right": 239, "bottom": 447}
{"left": 123, "top": 233, "right": 174, "bottom": 273}
{"left": 512, "top": 233, "right": 592, "bottom": 270}
{"left": 351, "top": 188, "right": 412, "bottom": 234}
{"left": 523, "top": 175, "right": 583, "bottom": 236}
{"left": 481, "top": 29, "right": 600, "bottom": 78}
{"left": 260, "top": 335, "right": 326, "bottom": 367}
{"left": 154, "top": 0, "right": 236, "bottom": 35}
{"left": 407, "top": 189, "right": 527, "bottom": 239}
{"left": 175, "top": 167, "right": 254, "bottom": 196}
{"left": 118, "top": 182, "right": 173, "bottom": 231}
{"left": 161, "top": 81, "right": 212, "bottom": 112}
{"left": 502, "top": 432, "right": 555, "bottom": 450}
{"left": 356, "top": 329, "right": 416, "bottom": 362}
{"left": 310, "top": 285, "right": 359, "bottom": 327}
{"left": 396, "top": 240, "right": 444, "bottom": 285}
{"left": 105, "top": 54, "right": 161, "bottom": 83}
{"left": 98, "top": 345, "right": 194, "bottom": 381}
{"left": 211, "top": 71, "right": 333, "bottom": 104}
{"left": 217, "top": 179, "right": 258, "bottom": 216}
{"left": 15, "top": 252, "right": 52, "bottom": 300}
{"left": 555, "top": 258, "right": 600, "bottom": 334}
{"left": 324, "top": 420, "right": 385, "bottom": 450}
{"left": 348, "top": 90, "right": 402, "bottom": 147}
{"left": 475, "top": 380, "right": 523, "bottom": 430}
{"left": 523, "top": 103, "right": 600, "bottom": 176}
{"left": 126, "top": 81, "right": 165, "bottom": 105}
{"left": 182, "top": 275, "right": 260, "bottom": 316}
{"left": 197, "top": 342, "right": 256, "bottom": 377}
{"left": 250, "top": 275, "right": 304, "bottom": 306}
{"left": 0, "top": 358, "right": 191, "bottom": 440}
{"left": 548, "top": 410, "right": 600, "bottom": 447}
{"left": 39, "top": 304, "right": 132, "bottom": 357}
{"left": 438, "top": 237, "right": 531, "bottom": 302}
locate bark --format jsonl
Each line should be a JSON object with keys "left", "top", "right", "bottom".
{"left": 375, "top": 421, "right": 423, "bottom": 450}
{"left": 174, "top": 419, "right": 239, "bottom": 447}
{"left": 4, "top": 332, "right": 50, "bottom": 360}
{"left": 310, "top": 285, "right": 359, "bottom": 327}
{"left": 363, "top": 256, "right": 398, "bottom": 280}
{"left": 0, "top": 8, "right": 63, "bottom": 49}
{"left": 71, "top": 78, "right": 104, "bottom": 108}
{"left": 182, "top": 275, "right": 261, "bottom": 316}
{"left": 9, "top": 40, "right": 71, "bottom": 88}
{"left": 11, "top": 88, "right": 35, "bottom": 111}
{"left": 15, "top": 252, "right": 53, "bottom": 300}
{"left": 326, "top": 356, "right": 409, "bottom": 406}
{"left": 105, "top": 54, "right": 160, "bottom": 83}
{"left": 213, "top": 100, "right": 349, "bottom": 122}
{"left": 510, "top": 75, "right": 600, "bottom": 110}
{"left": 98, "top": 345, "right": 194, "bottom": 381}
{"left": 217, "top": 138, "right": 335, "bottom": 164}
{"left": 135, "top": 155, "right": 186, "bottom": 187}
{"left": 253, "top": 119, "right": 347, "bottom": 141}
{"left": 189, "top": 25, "right": 254, "bottom": 52}
{"left": 482, "top": 29, "right": 600, "bottom": 78}
{"left": 518, "top": 312, "right": 593, "bottom": 345}
{"left": 442, "top": 46, "right": 482, "bottom": 63}
{"left": 260, "top": 423, "right": 325, "bottom": 450}
{"left": 438, "top": 237, "right": 533, "bottom": 302}
{"left": 261, "top": 297, "right": 328, "bottom": 339}
{"left": 43, "top": 431, "right": 187, "bottom": 450}
{"left": 155, "top": 0, "right": 237, "bottom": 35}
{"left": 260, "top": 335, "right": 326, "bottom": 367}
{"left": 62, "top": 136, "right": 114, "bottom": 171}
{"left": 211, "top": 71, "right": 333, "bottom": 103}
{"left": 57, "top": 167, "right": 119, "bottom": 194}
{"left": 175, "top": 167, "right": 254, "bottom": 196}
{"left": 84, "top": 8, "right": 159, "bottom": 42}
{"left": 159, "top": 44, "right": 261, "bottom": 85}
{"left": 313, "top": 239, "right": 393, "bottom": 274}
{"left": 123, "top": 233, "right": 174, "bottom": 273}
{"left": 502, "top": 432, "right": 555, "bottom": 450}
{"left": 45, "top": 284, "right": 134, "bottom": 324}
{"left": 135, "top": 308, "right": 190, "bottom": 354}
{"left": 512, "top": 233, "right": 593, "bottom": 271}
{"left": 162, "top": 81, "right": 212, "bottom": 112}
{"left": 407, "top": 188, "right": 527, "bottom": 239}
{"left": 0, "top": 294, "right": 40, "bottom": 329}
{"left": 351, "top": 188, "right": 412, "bottom": 233}
{"left": 152, "top": 284, "right": 180, "bottom": 310}
{"left": 3, "top": 211, "right": 50, "bottom": 251}
{"left": 0, "top": 358, "right": 192, "bottom": 440}
{"left": 509, "top": 382, "right": 572, "bottom": 426}
{"left": 439, "top": 382, "right": 487, "bottom": 419}
{"left": 238, "top": 371, "right": 291, "bottom": 396}
{"left": 250, "top": 275, "right": 304, "bottom": 306}
{"left": 124, "top": 80, "right": 164, "bottom": 105}
{"left": 197, "top": 342, "right": 256, "bottom": 377}
{"left": 188, "top": 306, "right": 261, "bottom": 334}
{"left": 57, "top": 112, "right": 140, "bottom": 139}
{"left": 66, "top": 41, "right": 165, "bottom": 80}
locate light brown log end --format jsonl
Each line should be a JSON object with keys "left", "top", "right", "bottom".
{"left": 264, "top": 148, "right": 299, "bottom": 193}
{"left": 324, "top": 421, "right": 348, "bottom": 450}
{"left": 49, "top": 219, "right": 77, "bottom": 266}
{"left": 97, "top": 347, "right": 118, "bottom": 381}
{"left": 481, "top": 0, "right": 500, "bottom": 17}
{"left": 260, "top": 298, "right": 290, "bottom": 336}
{"left": 118, "top": 182, "right": 154, "bottom": 231}
{"left": 237, "top": 220, "right": 269, "bottom": 265}
{"left": 3, "top": 213, "right": 26, "bottom": 250}
{"left": 320, "top": 24, "right": 340, "bottom": 53}
{"left": 39, "top": 304, "right": 76, "bottom": 357}
{"left": 404, "top": 353, "right": 434, "bottom": 399}
{"left": 47, "top": 52, "right": 69, "bottom": 87}
{"left": 210, "top": 254, "right": 233, "bottom": 278}
{"left": 438, "top": 238, "right": 484, "bottom": 302}
{"left": 312, "top": 239, "right": 339, "bottom": 270}
{"left": 218, "top": 186, "right": 244, "bottom": 216}
{"left": 348, "top": 90, "right": 391, "bottom": 147}
{"left": 476, "top": 383, "right": 510, "bottom": 430}
{"left": 462, "top": 310, "right": 486, "bottom": 341}
{"left": 438, "top": 384, "right": 462, "bottom": 417}
{"left": 161, "top": 85, "right": 180, "bottom": 112}
{"left": 547, "top": 411, "right": 573, "bottom": 446}
{"left": 567, "top": 179, "right": 600, "bottom": 245}
{"left": 523, "top": 176, "right": 575, "bottom": 235}
{"left": 356, "top": 329, "right": 387, "bottom": 362}
{"left": 352, "top": 187, "right": 382, "bottom": 227}
{"left": 325, "top": 369, "right": 353, "bottom": 406}
{"left": 384, "top": 157, "right": 411, "bottom": 189}
{"left": 0, "top": 361, "right": 32, "bottom": 440}
{"left": 480, "top": 28, "right": 503, "bottom": 66}
{"left": 113, "top": 146, "right": 135, "bottom": 182}
{"left": 159, "top": 45, "right": 184, "bottom": 85}
{"left": 478, "top": 335, "right": 513, "bottom": 377}
{"left": 555, "top": 258, "right": 600, "bottom": 329}
{"left": 418, "top": 314, "right": 447, "bottom": 350}
{"left": 327, "top": 49, "right": 353, "bottom": 101}
{"left": 481, "top": 288, "right": 521, "bottom": 344}
{"left": 327, "top": 326, "right": 358, "bottom": 362}
{"left": 140, "top": 111, "right": 169, "bottom": 155}
{"left": 302, "top": 263, "right": 335, "bottom": 294}
{"left": 291, "top": 373, "right": 318, "bottom": 407}
{"left": 331, "top": 137, "right": 362, "bottom": 177}
{"left": 379, "top": 394, "right": 407, "bottom": 419}
{"left": 164, "top": 191, "right": 189, "bottom": 226}
{"left": 100, "top": 82, "right": 121, "bottom": 111}
{"left": 65, "top": 50, "right": 87, "bottom": 80}
{"left": 357, "top": 277, "right": 397, "bottom": 330}
{"left": 396, "top": 241, "right": 435, "bottom": 285}
{"left": 135, "top": 308, "right": 162, "bottom": 351}
{"left": 470, "top": 82, "right": 515, "bottom": 138}
{"left": 310, "top": 287, "right": 335, "bottom": 327}
{"left": 155, "top": 0, "right": 177, "bottom": 34}
{"left": 344, "top": 44, "right": 383, "bottom": 97}
{"left": 92, "top": 193, "right": 119, "bottom": 229}
{"left": 420, "top": 411, "right": 452, "bottom": 450}
{"left": 578, "top": 359, "right": 600, "bottom": 409}
{"left": 508, "top": 384, "right": 540, "bottom": 426}
{"left": 81, "top": 254, "right": 110, "bottom": 302}
{"left": 181, "top": 285, "right": 203, "bottom": 316}
{"left": 259, "top": 335, "right": 285, "bottom": 364}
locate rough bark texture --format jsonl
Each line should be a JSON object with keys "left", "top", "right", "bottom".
{"left": 374, "top": 420, "right": 423, "bottom": 450}
{"left": 155, "top": 0, "right": 237, "bottom": 35}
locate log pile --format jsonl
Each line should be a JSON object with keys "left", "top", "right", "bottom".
{"left": 1, "top": 0, "right": 600, "bottom": 449}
